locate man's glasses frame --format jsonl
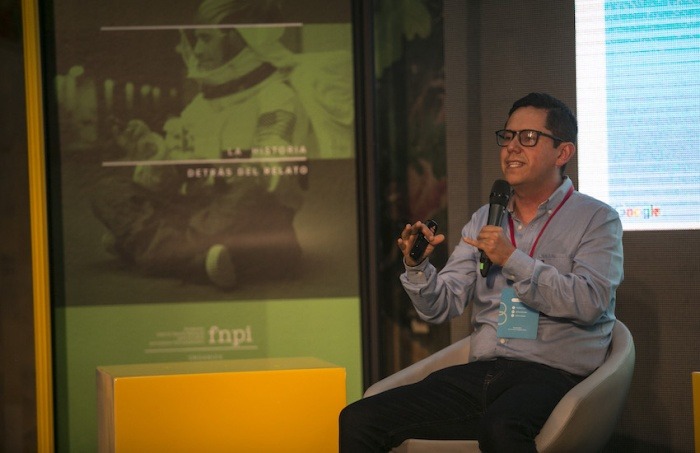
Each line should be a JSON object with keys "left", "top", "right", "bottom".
{"left": 495, "top": 129, "right": 566, "bottom": 147}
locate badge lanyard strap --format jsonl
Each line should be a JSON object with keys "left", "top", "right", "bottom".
{"left": 508, "top": 185, "right": 575, "bottom": 257}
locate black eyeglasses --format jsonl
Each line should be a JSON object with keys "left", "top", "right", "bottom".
{"left": 495, "top": 129, "right": 566, "bottom": 147}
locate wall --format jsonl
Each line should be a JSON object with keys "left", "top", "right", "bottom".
{"left": 444, "top": 1, "right": 699, "bottom": 451}
{"left": 0, "top": 0, "right": 38, "bottom": 450}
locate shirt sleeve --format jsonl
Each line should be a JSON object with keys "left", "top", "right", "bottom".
{"left": 400, "top": 212, "right": 483, "bottom": 323}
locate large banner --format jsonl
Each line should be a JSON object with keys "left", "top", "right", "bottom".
{"left": 45, "top": 0, "right": 361, "bottom": 450}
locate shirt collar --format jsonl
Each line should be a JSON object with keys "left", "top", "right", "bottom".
{"left": 507, "top": 176, "right": 574, "bottom": 216}
{"left": 543, "top": 176, "right": 574, "bottom": 211}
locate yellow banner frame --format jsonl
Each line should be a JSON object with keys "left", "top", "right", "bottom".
{"left": 21, "top": 0, "right": 54, "bottom": 450}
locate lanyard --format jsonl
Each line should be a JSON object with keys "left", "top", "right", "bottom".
{"left": 508, "top": 185, "right": 575, "bottom": 257}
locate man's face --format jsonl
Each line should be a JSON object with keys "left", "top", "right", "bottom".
{"left": 163, "top": 118, "right": 193, "bottom": 154}
{"left": 500, "top": 106, "right": 563, "bottom": 190}
{"left": 193, "top": 28, "right": 246, "bottom": 71}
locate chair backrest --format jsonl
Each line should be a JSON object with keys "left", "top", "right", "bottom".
{"left": 536, "top": 320, "right": 636, "bottom": 452}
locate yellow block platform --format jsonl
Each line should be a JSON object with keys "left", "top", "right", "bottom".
{"left": 97, "top": 357, "right": 346, "bottom": 453}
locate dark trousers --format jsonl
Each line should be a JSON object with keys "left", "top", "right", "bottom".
{"left": 339, "top": 358, "right": 584, "bottom": 453}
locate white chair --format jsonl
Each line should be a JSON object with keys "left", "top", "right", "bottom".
{"left": 363, "top": 320, "right": 635, "bottom": 452}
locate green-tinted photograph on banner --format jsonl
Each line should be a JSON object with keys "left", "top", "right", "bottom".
{"left": 43, "top": 0, "right": 361, "bottom": 450}
{"left": 51, "top": 0, "right": 356, "bottom": 303}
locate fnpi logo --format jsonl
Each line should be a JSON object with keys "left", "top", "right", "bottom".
{"left": 208, "top": 325, "right": 254, "bottom": 348}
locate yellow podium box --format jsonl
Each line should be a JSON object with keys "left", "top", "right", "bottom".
{"left": 97, "top": 357, "right": 346, "bottom": 453}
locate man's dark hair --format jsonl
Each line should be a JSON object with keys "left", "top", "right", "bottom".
{"left": 509, "top": 92, "right": 578, "bottom": 147}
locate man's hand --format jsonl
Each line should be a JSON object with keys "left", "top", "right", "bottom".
{"left": 462, "top": 225, "right": 516, "bottom": 267}
{"left": 397, "top": 221, "right": 445, "bottom": 266}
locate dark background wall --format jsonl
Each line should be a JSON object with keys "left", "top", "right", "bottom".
{"left": 0, "top": 0, "right": 37, "bottom": 450}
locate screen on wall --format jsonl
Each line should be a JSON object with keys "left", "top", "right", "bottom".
{"left": 575, "top": 0, "right": 699, "bottom": 231}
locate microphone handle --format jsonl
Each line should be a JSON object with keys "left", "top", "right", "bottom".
{"left": 479, "top": 205, "right": 506, "bottom": 277}
{"left": 479, "top": 251, "right": 492, "bottom": 277}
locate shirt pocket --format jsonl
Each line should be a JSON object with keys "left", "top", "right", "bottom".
{"left": 538, "top": 253, "right": 574, "bottom": 274}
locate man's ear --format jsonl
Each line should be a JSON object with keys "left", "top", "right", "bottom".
{"left": 556, "top": 142, "right": 576, "bottom": 168}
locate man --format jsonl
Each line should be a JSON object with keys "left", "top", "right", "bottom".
{"left": 339, "top": 92, "right": 624, "bottom": 452}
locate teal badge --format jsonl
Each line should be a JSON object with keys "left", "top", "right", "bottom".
{"left": 497, "top": 287, "right": 539, "bottom": 339}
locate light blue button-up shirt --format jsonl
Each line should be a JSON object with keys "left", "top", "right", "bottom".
{"left": 400, "top": 178, "right": 624, "bottom": 376}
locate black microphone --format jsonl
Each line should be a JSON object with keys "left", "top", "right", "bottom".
{"left": 479, "top": 179, "right": 511, "bottom": 277}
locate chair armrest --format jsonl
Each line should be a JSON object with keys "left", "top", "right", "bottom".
{"left": 364, "top": 336, "right": 471, "bottom": 398}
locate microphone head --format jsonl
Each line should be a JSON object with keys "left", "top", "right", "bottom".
{"left": 489, "top": 179, "right": 511, "bottom": 207}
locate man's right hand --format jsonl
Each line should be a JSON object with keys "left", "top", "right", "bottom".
{"left": 397, "top": 221, "right": 445, "bottom": 266}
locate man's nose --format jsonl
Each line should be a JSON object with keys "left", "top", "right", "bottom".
{"left": 506, "top": 138, "right": 522, "bottom": 153}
